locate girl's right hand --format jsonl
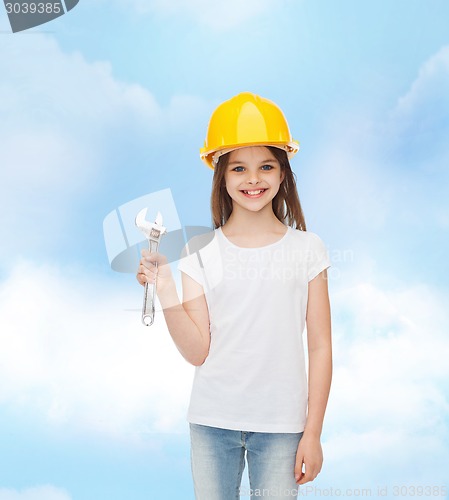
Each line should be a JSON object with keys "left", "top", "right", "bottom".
{"left": 136, "top": 249, "right": 173, "bottom": 293}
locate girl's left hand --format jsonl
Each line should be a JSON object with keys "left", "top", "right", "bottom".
{"left": 294, "top": 433, "right": 323, "bottom": 485}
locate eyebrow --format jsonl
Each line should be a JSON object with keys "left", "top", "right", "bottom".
{"left": 227, "top": 159, "right": 279, "bottom": 166}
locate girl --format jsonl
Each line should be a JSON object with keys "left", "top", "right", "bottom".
{"left": 136, "top": 92, "right": 332, "bottom": 499}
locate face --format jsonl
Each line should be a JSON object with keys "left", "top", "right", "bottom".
{"left": 223, "top": 146, "right": 285, "bottom": 211}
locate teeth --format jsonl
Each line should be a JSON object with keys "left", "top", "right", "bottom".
{"left": 243, "top": 190, "right": 264, "bottom": 195}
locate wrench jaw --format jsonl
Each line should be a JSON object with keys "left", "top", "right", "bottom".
{"left": 135, "top": 209, "right": 168, "bottom": 327}
{"left": 135, "top": 209, "right": 167, "bottom": 242}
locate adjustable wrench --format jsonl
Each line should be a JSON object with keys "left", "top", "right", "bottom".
{"left": 135, "top": 209, "right": 167, "bottom": 326}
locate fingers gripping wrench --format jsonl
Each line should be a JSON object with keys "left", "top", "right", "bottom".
{"left": 135, "top": 209, "right": 167, "bottom": 326}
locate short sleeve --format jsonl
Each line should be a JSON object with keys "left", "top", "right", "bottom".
{"left": 177, "top": 239, "right": 205, "bottom": 287}
{"left": 307, "top": 232, "right": 331, "bottom": 282}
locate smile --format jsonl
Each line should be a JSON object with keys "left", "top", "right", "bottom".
{"left": 240, "top": 189, "right": 267, "bottom": 198}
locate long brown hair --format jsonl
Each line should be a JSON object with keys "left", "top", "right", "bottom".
{"left": 210, "top": 146, "right": 307, "bottom": 231}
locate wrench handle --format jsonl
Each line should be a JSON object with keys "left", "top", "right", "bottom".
{"left": 142, "top": 239, "right": 159, "bottom": 326}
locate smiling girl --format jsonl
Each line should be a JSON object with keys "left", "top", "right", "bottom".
{"left": 137, "top": 92, "right": 332, "bottom": 499}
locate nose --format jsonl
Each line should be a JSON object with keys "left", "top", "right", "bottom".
{"left": 246, "top": 170, "right": 261, "bottom": 184}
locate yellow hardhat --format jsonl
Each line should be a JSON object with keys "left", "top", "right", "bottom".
{"left": 200, "top": 91, "right": 299, "bottom": 170}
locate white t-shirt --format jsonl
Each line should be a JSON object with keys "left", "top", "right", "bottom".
{"left": 176, "top": 225, "right": 331, "bottom": 433}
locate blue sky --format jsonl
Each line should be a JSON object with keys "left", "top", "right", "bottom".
{"left": 1, "top": 1, "right": 449, "bottom": 499}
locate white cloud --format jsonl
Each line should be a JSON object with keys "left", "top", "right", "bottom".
{"left": 0, "top": 259, "right": 193, "bottom": 438}
{"left": 302, "top": 44, "right": 449, "bottom": 250}
{"left": 392, "top": 45, "right": 449, "bottom": 126}
{"left": 384, "top": 44, "right": 449, "bottom": 170}
{"left": 298, "top": 40, "right": 449, "bottom": 468}
{"left": 1, "top": 253, "right": 448, "bottom": 496}
{"left": 0, "top": 33, "right": 209, "bottom": 263}
{"left": 0, "top": 486, "right": 71, "bottom": 500}
{"left": 0, "top": 29, "right": 448, "bottom": 493}
{"left": 320, "top": 279, "right": 449, "bottom": 488}
{"left": 298, "top": 47, "right": 449, "bottom": 487}
{"left": 106, "top": 0, "right": 292, "bottom": 31}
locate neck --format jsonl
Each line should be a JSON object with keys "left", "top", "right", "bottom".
{"left": 224, "top": 204, "right": 284, "bottom": 235}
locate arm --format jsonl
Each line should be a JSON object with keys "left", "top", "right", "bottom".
{"left": 295, "top": 268, "right": 332, "bottom": 484}
{"left": 137, "top": 250, "right": 211, "bottom": 367}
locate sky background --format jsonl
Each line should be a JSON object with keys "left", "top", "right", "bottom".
{"left": 1, "top": 1, "right": 448, "bottom": 499}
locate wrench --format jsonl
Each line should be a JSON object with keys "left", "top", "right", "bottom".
{"left": 135, "top": 209, "right": 167, "bottom": 326}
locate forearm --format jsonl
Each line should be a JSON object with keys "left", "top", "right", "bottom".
{"left": 157, "top": 280, "right": 208, "bottom": 366}
{"left": 303, "top": 344, "right": 332, "bottom": 438}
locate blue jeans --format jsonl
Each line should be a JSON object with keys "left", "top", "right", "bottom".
{"left": 189, "top": 423, "right": 304, "bottom": 499}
